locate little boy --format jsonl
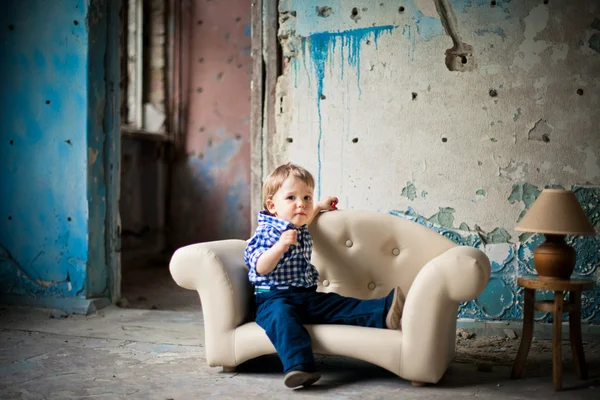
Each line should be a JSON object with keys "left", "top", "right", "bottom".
{"left": 244, "top": 163, "right": 405, "bottom": 389}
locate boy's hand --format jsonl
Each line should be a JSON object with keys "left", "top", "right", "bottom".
{"left": 317, "top": 196, "right": 339, "bottom": 211}
{"left": 276, "top": 230, "right": 298, "bottom": 252}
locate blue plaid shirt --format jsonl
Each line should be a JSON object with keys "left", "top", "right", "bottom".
{"left": 245, "top": 211, "right": 319, "bottom": 287}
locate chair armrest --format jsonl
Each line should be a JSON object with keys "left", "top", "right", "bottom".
{"left": 399, "top": 246, "right": 491, "bottom": 383}
{"left": 169, "top": 239, "right": 252, "bottom": 366}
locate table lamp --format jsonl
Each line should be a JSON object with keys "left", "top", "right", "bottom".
{"left": 515, "top": 189, "right": 596, "bottom": 280}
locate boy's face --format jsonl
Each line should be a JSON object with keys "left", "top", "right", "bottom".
{"left": 266, "top": 176, "right": 314, "bottom": 227}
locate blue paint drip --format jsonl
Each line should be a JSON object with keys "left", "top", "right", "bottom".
{"left": 402, "top": 25, "right": 416, "bottom": 62}
{"left": 307, "top": 26, "right": 395, "bottom": 197}
{"left": 293, "top": 58, "right": 298, "bottom": 88}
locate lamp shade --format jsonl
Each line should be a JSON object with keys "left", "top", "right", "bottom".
{"left": 515, "top": 189, "right": 596, "bottom": 235}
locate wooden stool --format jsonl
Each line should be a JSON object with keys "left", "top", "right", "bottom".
{"left": 511, "top": 276, "right": 593, "bottom": 391}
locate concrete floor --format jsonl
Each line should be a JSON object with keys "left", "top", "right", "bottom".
{"left": 2, "top": 257, "right": 599, "bottom": 399}
{"left": 1, "top": 302, "right": 599, "bottom": 400}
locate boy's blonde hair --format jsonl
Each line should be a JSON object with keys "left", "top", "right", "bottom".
{"left": 263, "top": 163, "right": 315, "bottom": 211}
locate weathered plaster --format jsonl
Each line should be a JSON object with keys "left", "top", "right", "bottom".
{"left": 272, "top": 0, "right": 600, "bottom": 321}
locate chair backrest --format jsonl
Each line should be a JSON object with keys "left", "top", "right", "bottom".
{"left": 309, "top": 210, "right": 456, "bottom": 299}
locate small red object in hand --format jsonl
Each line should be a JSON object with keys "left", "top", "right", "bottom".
{"left": 331, "top": 200, "right": 338, "bottom": 210}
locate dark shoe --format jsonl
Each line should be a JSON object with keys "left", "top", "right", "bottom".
{"left": 284, "top": 371, "right": 322, "bottom": 388}
{"left": 385, "top": 286, "right": 405, "bottom": 330}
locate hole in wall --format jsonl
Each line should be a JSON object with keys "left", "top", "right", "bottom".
{"left": 399, "top": 6, "right": 405, "bottom": 13}
{"left": 46, "top": 100, "right": 51, "bottom": 104}
{"left": 286, "top": 138, "right": 293, "bottom": 143}
{"left": 542, "top": 134, "right": 550, "bottom": 143}
{"left": 8, "top": 216, "right": 12, "bottom": 221}
{"left": 320, "top": 94, "right": 326, "bottom": 100}
{"left": 236, "top": 17, "right": 241, "bottom": 22}
{"left": 10, "top": 140, "right": 14, "bottom": 145}
{"left": 352, "top": 138, "right": 359, "bottom": 143}
{"left": 351, "top": 7, "right": 359, "bottom": 16}
{"left": 197, "top": 20, "right": 203, "bottom": 25}
{"left": 489, "top": 89, "right": 498, "bottom": 97}
{"left": 442, "top": 137, "right": 448, "bottom": 143}
{"left": 366, "top": 40, "right": 371, "bottom": 45}
{"left": 411, "top": 92, "right": 417, "bottom": 100}
{"left": 198, "top": 57, "right": 204, "bottom": 63}
{"left": 544, "top": 0, "right": 549, "bottom": 4}
{"left": 491, "top": 0, "right": 497, "bottom": 7}
{"left": 196, "top": 87, "right": 203, "bottom": 93}
{"left": 8, "top": 24, "right": 15, "bottom": 31}
{"left": 577, "top": 88, "right": 584, "bottom": 96}
{"left": 73, "top": 20, "right": 79, "bottom": 25}
{"left": 316, "top": 6, "right": 333, "bottom": 18}
{"left": 68, "top": 217, "right": 72, "bottom": 222}
{"left": 461, "top": 56, "right": 468, "bottom": 64}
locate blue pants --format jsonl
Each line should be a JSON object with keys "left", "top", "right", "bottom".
{"left": 254, "top": 286, "right": 394, "bottom": 373}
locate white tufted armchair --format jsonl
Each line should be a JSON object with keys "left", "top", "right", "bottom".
{"left": 169, "top": 210, "right": 491, "bottom": 385}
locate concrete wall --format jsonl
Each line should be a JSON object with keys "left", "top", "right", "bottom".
{"left": 274, "top": 0, "right": 600, "bottom": 321}
{"left": 120, "top": 139, "right": 167, "bottom": 252}
{"left": 0, "top": 0, "right": 120, "bottom": 313}
{"left": 169, "top": 0, "right": 252, "bottom": 247}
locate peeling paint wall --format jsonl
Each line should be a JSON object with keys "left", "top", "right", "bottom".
{"left": 0, "top": 0, "right": 120, "bottom": 312}
{"left": 169, "top": 0, "right": 252, "bottom": 247}
{"left": 275, "top": 0, "right": 600, "bottom": 321}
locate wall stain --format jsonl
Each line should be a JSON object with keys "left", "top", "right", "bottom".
{"left": 459, "top": 222, "right": 470, "bottom": 231}
{"left": 401, "top": 181, "right": 417, "bottom": 201}
{"left": 474, "top": 27, "right": 507, "bottom": 39}
{"left": 482, "top": 227, "right": 511, "bottom": 244}
{"left": 427, "top": 206, "right": 455, "bottom": 228}
{"left": 508, "top": 183, "right": 541, "bottom": 222}
{"left": 513, "top": 107, "right": 521, "bottom": 121}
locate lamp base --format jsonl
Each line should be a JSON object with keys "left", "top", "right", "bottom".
{"left": 533, "top": 234, "right": 576, "bottom": 280}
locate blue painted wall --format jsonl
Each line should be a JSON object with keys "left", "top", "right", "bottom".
{"left": 0, "top": 0, "right": 120, "bottom": 312}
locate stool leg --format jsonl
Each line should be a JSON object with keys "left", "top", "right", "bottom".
{"left": 553, "top": 291, "right": 564, "bottom": 391}
{"left": 511, "top": 288, "right": 535, "bottom": 379}
{"left": 568, "top": 291, "right": 587, "bottom": 380}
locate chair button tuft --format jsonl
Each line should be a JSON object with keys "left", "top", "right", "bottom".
{"left": 368, "top": 282, "right": 376, "bottom": 290}
{"left": 323, "top": 280, "right": 330, "bottom": 287}
{"left": 392, "top": 248, "right": 400, "bottom": 256}
{"left": 345, "top": 240, "right": 353, "bottom": 248}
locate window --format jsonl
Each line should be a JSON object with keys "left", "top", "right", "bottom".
{"left": 121, "top": 0, "right": 168, "bottom": 138}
